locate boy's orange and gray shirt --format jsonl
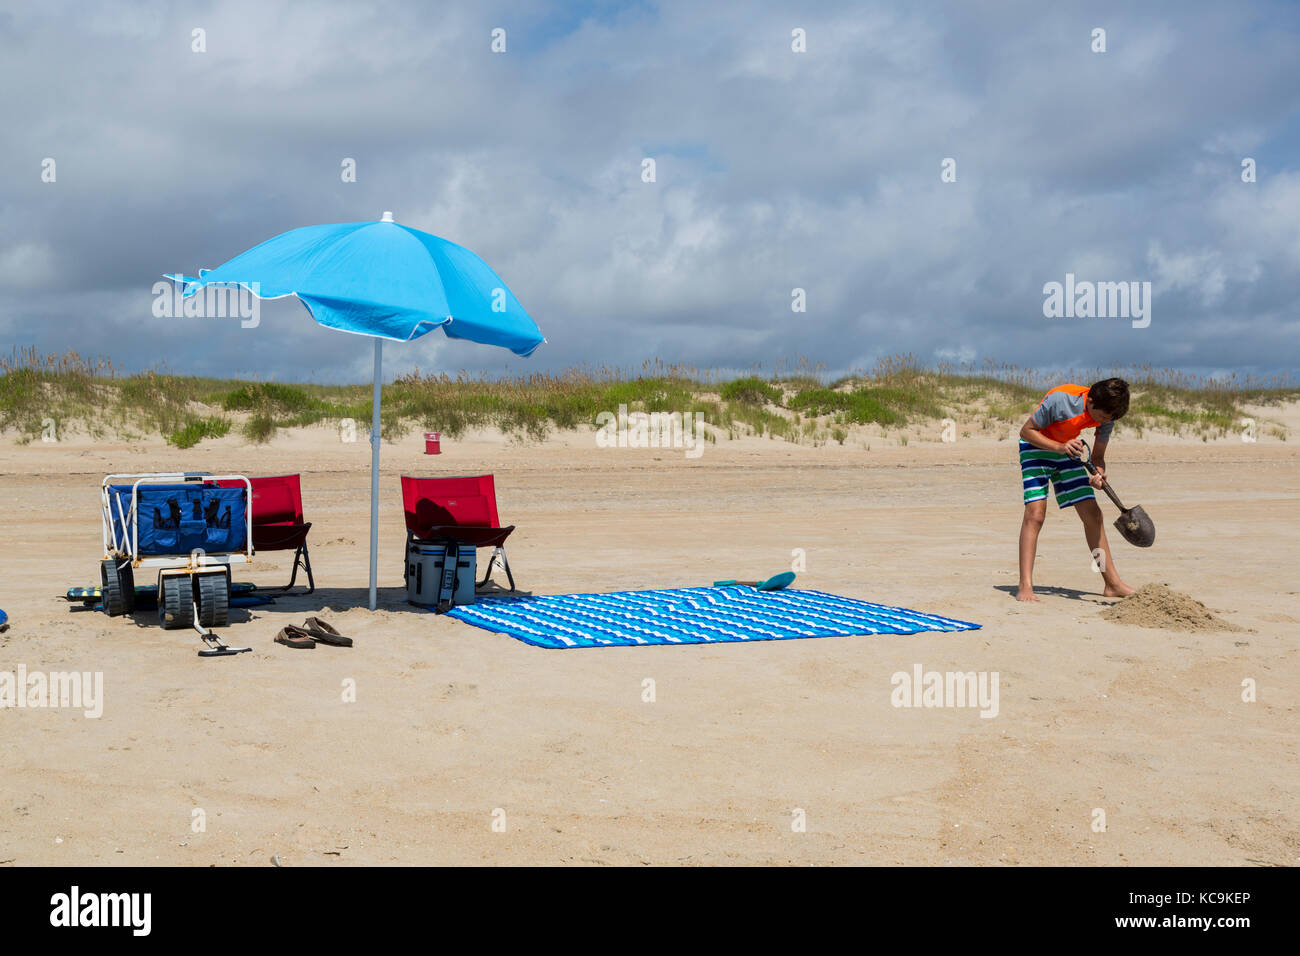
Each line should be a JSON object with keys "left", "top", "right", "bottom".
{"left": 1030, "top": 384, "right": 1114, "bottom": 443}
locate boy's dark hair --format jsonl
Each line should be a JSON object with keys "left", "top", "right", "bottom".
{"left": 1088, "top": 378, "right": 1129, "bottom": 419}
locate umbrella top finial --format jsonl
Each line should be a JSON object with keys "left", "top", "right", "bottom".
{"left": 381, "top": 210, "right": 394, "bottom": 222}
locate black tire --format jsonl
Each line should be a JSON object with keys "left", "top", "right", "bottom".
{"left": 120, "top": 563, "right": 135, "bottom": 613}
{"left": 196, "top": 572, "right": 230, "bottom": 628}
{"left": 157, "top": 575, "right": 194, "bottom": 630}
{"left": 100, "top": 559, "right": 133, "bottom": 617}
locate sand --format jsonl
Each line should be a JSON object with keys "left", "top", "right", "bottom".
{"left": 1101, "top": 584, "right": 1243, "bottom": 633}
{"left": 1, "top": 414, "right": 1298, "bottom": 866}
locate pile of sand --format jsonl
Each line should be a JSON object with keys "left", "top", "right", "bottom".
{"left": 1101, "top": 583, "right": 1242, "bottom": 632}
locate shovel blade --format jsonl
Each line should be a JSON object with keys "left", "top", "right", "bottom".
{"left": 1113, "top": 505, "right": 1155, "bottom": 548}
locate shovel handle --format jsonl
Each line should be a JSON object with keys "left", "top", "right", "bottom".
{"left": 1073, "top": 439, "right": 1130, "bottom": 511}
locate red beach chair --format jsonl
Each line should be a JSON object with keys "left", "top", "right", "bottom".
{"left": 218, "top": 474, "right": 314, "bottom": 593}
{"left": 400, "top": 474, "right": 516, "bottom": 590}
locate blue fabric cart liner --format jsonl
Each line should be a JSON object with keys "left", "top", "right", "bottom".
{"left": 445, "top": 586, "right": 980, "bottom": 649}
{"left": 107, "top": 483, "right": 248, "bottom": 556}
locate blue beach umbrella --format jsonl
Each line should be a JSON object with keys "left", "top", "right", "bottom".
{"left": 168, "top": 212, "right": 545, "bottom": 610}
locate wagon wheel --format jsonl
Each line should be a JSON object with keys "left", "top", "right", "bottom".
{"left": 157, "top": 574, "right": 194, "bottom": 630}
{"left": 120, "top": 563, "right": 135, "bottom": 613}
{"left": 196, "top": 573, "right": 230, "bottom": 628}
{"left": 100, "top": 559, "right": 134, "bottom": 616}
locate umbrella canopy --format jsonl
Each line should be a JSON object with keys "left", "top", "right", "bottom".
{"left": 168, "top": 212, "right": 544, "bottom": 609}
{"left": 168, "top": 212, "right": 544, "bottom": 355}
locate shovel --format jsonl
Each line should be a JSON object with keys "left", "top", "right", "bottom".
{"left": 713, "top": 571, "right": 796, "bottom": 590}
{"left": 1074, "top": 439, "right": 1155, "bottom": 548}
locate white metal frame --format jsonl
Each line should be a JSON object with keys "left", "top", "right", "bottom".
{"left": 101, "top": 472, "right": 254, "bottom": 570}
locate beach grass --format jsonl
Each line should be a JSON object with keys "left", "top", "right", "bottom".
{"left": 2, "top": 348, "right": 1294, "bottom": 447}
{"left": 166, "top": 416, "right": 231, "bottom": 449}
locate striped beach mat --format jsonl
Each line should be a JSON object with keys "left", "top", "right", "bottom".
{"left": 445, "top": 586, "right": 980, "bottom": 649}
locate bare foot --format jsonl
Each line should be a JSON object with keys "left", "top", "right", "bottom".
{"left": 1104, "top": 582, "right": 1136, "bottom": 598}
{"left": 1015, "top": 586, "right": 1039, "bottom": 602}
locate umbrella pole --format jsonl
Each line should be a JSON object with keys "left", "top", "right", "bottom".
{"left": 369, "top": 338, "right": 382, "bottom": 611}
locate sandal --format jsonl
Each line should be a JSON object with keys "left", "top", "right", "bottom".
{"left": 302, "top": 617, "right": 353, "bottom": 647}
{"left": 275, "top": 625, "right": 316, "bottom": 649}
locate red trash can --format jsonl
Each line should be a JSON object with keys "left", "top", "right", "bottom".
{"left": 424, "top": 432, "right": 441, "bottom": 454}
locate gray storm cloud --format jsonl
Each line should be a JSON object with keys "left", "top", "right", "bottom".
{"left": 1, "top": 0, "right": 1297, "bottom": 382}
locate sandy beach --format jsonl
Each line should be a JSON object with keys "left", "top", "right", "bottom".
{"left": 1, "top": 413, "right": 1297, "bottom": 867}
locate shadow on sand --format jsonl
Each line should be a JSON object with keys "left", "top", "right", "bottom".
{"left": 992, "top": 584, "right": 1117, "bottom": 604}
{"left": 243, "top": 582, "right": 534, "bottom": 616}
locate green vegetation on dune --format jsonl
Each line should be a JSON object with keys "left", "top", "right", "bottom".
{"left": 166, "top": 416, "right": 231, "bottom": 449}
{"left": 1, "top": 348, "right": 1295, "bottom": 447}
{"left": 719, "top": 376, "right": 783, "bottom": 406}
{"left": 787, "top": 387, "right": 911, "bottom": 425}
{"left": 221, "top": 382, "right": 337, "bottom": 442}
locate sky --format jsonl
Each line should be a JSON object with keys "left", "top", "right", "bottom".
{"left": 1, "top": 0, "right": 1297, "bottom": 384}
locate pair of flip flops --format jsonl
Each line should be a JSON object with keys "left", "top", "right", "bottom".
{"left": 275, "top": 617, "right": 353, "bottom": 649}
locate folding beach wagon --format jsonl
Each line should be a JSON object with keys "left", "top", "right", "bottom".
{"left": 99, "top": 473, "right": 254, "bottom": 638}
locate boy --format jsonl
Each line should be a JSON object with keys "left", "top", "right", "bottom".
{"left": 1016, "top": 378, "right": 1136, "bottom": 602}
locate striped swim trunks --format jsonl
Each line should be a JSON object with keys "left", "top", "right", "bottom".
{"left": 1018, "top": 440, "right": 1096, "bottom": 508}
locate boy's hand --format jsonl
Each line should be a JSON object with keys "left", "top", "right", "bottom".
{"left": 1061, "top": 437, "right": 1086, "bottom": 459}
{"left": 1088, "top": 465, "right": 1107, "bottom": 489}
